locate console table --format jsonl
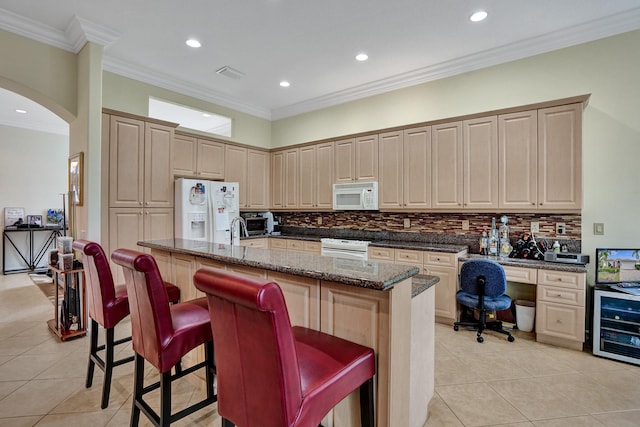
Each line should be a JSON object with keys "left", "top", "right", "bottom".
{"left": 2, "top": 227, "right": 63, "bottom": 274}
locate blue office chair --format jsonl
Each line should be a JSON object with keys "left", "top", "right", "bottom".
{"left": 453, "top": 259, "right": 515, "bottom": 343}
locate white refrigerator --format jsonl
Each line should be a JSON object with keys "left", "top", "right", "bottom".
{"left": 175, "top": 178, "right": 241, "bottom": 245}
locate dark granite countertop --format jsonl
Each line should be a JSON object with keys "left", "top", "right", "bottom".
{"left": 412, "top": 274, "right": 440, "bottom": 297}
{"left": 460, "top": 254, "right": 588, "bottom": 273}
{"left": 139, "top": 239, "right": 419, "bottom": 291}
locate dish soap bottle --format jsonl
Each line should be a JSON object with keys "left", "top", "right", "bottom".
{"left": 553, "top": 240, "right": 561, "bottom": 253}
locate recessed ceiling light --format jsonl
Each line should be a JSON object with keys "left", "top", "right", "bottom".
{"left": 470, "top": 11, "right": 488, "bottom": 22}
{"left": 15, "top": 109, "right": 27, "bottom": 114}
{"left": 202, "top": 113, "right": 211, "bottom": 117}
{"left": 280, "top": 81, "right": 290, "bottom": 88}
{"left": 355, "top": 53, "right": 369, "bottom": 62}
{"left": 186, "top": 39, "right": 201, "bottom": 48}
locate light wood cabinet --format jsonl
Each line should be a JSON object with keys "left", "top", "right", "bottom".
{"left": 536, "top": 268, "right": 586, "bottom": 350}
{"left": 224, "top": 145, "right": 269, "bottom": 210}
{"left": 379, "top": 127, "right": 432, "bottom": 210}
{"left": 334, "top": 138, "right": 356, "bottom": 183}
{"left": 498, "top": 103, "right": 582, "bottom": 211}
{"left": 463, "top": 116, "right": 498, "bottom": 209}
{"left": 173, "top": 133, "right": 197, "bottom": 177}
{"left": 271, "top": 147, "right": 299, "bottom": 209}
{"left": 431, "top": 122, "right": 463, "bottom": 209}
{"left": 239, "top": 238, "right": 268, "bottom": 248}
{"left": 108, "top": 207, "right": 173, "bottom": 283}
{"left": 284, "top": 148, "right": 299, "bottom": 208}
{"left": 537, "top": 103, "right": 582, "bottom": 210}
{"left": 109, "top": 116, "right": 174, "bottom": 209}
{"left": 498, "top": 110, "right": 538, "bottom": 209}
{"left": 269, "top": 238, "right": 288, "bottom": 250}
{"left": 173, "top": 134, "right": 225, "bottom": 179}
{"left": 270, "top": 150, "right": 285, "bottom": 209}
{"left": 224, "top": 145, "right": 248, "bottom": 207}
{"left": 334, "top": 135, "right": 378, "bottom": 183}
{"left": 368, "top": 246, "right": 395, "bottom": 262}
{"left": 109, "top": 116, "right": 144, "bottom": 208}
{"left": 378, "top": 131, "right": 404, "bottom": 209}
{"left": 268, "top": 271, "right": 320, "bottom": 330}
{"left": 426, "top": 264, "right": 457, "bottom": 323}
{"left": 299, "top": 142, "right": 335, "bottom": 209}
{"left": 144, "top": 123, "right": 174, "bottom": 208}
{"left": 403, "top": 126, "right": 431, "bottom": 209}
{"left": 247, "top": 149, "right": 269, "bottom": 210}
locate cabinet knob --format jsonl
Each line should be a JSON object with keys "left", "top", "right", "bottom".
{"left": 531, "top": 202, "right": 535, "bottom": 205}
{"left": 556, "top": 319, "right": 563, "bottom": 324}
{"left": 139, "top": 202, "right": 143, "bottom": 206}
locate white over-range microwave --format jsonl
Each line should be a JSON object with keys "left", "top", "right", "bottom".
{"left": 332, "top": 182, "right": 379, "bottom": 210}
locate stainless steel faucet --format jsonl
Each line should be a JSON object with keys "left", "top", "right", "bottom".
{"left": 230, "top": 216, "right": 248, "bottom": 245}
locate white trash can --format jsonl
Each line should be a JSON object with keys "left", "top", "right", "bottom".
{"left": 515, "top": 300, "right": 536, "bottom": 332}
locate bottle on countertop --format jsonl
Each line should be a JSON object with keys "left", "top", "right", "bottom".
{"left": 480, "top": 228, "right": 489, "bottom": 255}
{"left": 553, "top": 240, "right": 561, "bottom": 253}
{"left": 488, "top": 218, "right": 498, "bottom": 256}
{"left": 499, "top": 215, "right": 511, "bottom": 258}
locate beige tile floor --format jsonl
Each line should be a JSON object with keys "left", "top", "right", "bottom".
{"left": 1, "top": 272, "right": 640, "bottom": 426}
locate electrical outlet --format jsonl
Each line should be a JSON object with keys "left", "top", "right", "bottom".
{"left": 461, "top": 220, "right": 470, "bottom": 231}
{"left": 317, "top": 216, "right": 322, "bottom": 225}
{"left": 531, "top": 222, "right": 540, "bottom": 233}
{"left": 594, "top": 222, "right": 604, "bottom": 235}
{"left": 403, "top": 218, "right": 411, "bottom": 229}
{"left": 556, "top": 223, "right": 566, "bottom": 234}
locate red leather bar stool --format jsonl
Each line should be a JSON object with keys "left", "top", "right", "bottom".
{"left": 111, "top": 248, "right": 216, "bottom": 427}
{"left": 73, "top": 240, "right": 181, "bottom": 409}
{"left": 193, "top": 267, "right": 376, "bottom": 427}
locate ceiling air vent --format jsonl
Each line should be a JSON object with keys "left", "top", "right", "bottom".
{"left": 215, "top": 66, "right": 245, "bottom": 80}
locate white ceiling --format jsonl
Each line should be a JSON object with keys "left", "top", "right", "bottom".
{"left": 1, "top": 0, "right": 640, "bottom": 134}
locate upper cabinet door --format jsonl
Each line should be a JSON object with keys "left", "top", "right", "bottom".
{"left": 403, "top": 126, "right": 431, "bottom": 209}
{"left": 173, "top": 134, "right": 197, "bottom": 177}
{"left": 270, "top": 150, "right": 285, "bottom": 209}
{"left": 247, "top": 149, "right": 269, "bottom": 210}
{"left": 109, "top": 116, "right": 144, "bottom": 208}
{"left": 144, "top": 122, "right": 174, "bottom": 208}
{"left": 298, "top": 145, "right": 317, "bottom": 209}
{"left": 355, "top": 134, "right": 379, "bottom": 181}
{"left": 537, "top": 103, "right": 582, "bottom": 210}
{"left": 378, "top": 131, "right": 404, "bottom": 209}
{"left": 463, "top": 116, "right": 498, "bottom": 209}
{"left": 197, "top": 139, "right": 225, "bottom": 180}
{"left": 225, "top": 145, "right": 248, "bottom": 208}
{"left": 431, "top": 122, "right": 463, "bottom": 209}
{"left": 334, "top": 138, "right": 355, "bottom": 183}
{"left": 284, "top": 148, "right": 299, "bottom": 208}
{"left": 315, "top": 142, "right": 335, "bottom": 209}
{"left": 499, "top": 110, "right": 538, "bottom": 209}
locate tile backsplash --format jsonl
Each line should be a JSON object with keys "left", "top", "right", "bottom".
{"left": 280, "top": 211, "right": 581, "bottom": 252}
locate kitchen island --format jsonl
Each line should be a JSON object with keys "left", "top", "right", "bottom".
{"left": 138, "top": 238, "right": 438, "bottom": 427}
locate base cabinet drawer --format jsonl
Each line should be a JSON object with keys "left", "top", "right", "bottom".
{"left": 536, "top": 301, "right": 585, "bottom": 342}
{"left": 240, "top": 238, "right": 268, "bottom": 248}
{"left": 538, "top": 285, "right": 584, "bottom": 306}
{"left": 396, "top": 249, "right": 423, "bottom": 264}
{"left": 538, "top": 269, "right": 585, "bottom": 290}
{"left": 369, "top": 246, "right": 395, "bottom": 261}
{"left": 503, "top": 266, "right": 537, "bottom": 284}
{"left": 269, "top": 239, "right": 288, "bottom": 250}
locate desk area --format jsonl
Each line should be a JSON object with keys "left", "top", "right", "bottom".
{"left": 459, "top": 254, "right": 587, "bottom": 350}
{"left": 2, "top": 226, "right": 63, "bottom": 274}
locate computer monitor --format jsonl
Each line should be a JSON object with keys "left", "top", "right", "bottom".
{"left": 595, "top": 248, "right": 640, "bottom": 285}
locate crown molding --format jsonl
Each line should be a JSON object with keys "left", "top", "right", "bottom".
{"left": 270, "top": 8, "right": 640, "bottom": 120}
{"left": 0, "top": 9, "right": 118, "bottom": 53}
{"left": 103, "top": 56, "right": 272, "bottom": 120}
{"left": 65, "top": 16, "right": 120, "bottom": 52}
{"left": 0, "top": 7, "right": 73, "bottom": 51}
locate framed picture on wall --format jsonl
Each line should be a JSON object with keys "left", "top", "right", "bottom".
{"left": 68, "top": 152, "right": 83, "bottom": 206}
